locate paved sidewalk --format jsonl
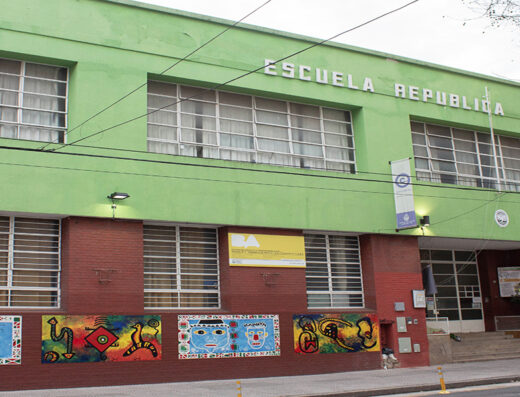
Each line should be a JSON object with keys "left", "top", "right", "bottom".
{"left": 2, "top": 358, "right": 520, "bottom": 396}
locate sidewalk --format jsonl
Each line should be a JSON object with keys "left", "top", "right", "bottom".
{"left": 2, "top": 358, "right": 520, "bottom": 397}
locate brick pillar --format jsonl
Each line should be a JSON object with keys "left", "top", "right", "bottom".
{"left": 61, "top": 217, "right": 144, "bottom": 313}
{"left": 360, "top": 234, "right": 429, "bottom": 367}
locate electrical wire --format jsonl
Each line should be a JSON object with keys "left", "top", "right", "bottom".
{"left": 38, "top": 0, "right": 273, "bottom": 151}
{"left": 47, "top": 0, "right": 421, "bottom": 152}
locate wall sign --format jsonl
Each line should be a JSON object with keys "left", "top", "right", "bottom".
{"left": 495, "top": 209, "right": 509, "bottom": 228}
{"left": 228, "top": 233, "right": 305, "bottom": 267}
{"left": 0, "top": 316, "right": 21, "bottom": 365}
{"left": 178, "top": 314, "right": 280, "bottom": 359}
{"left": 41, "top": 315, "right": 161, "bottom": 363}
{"left": 264, "top": 59, "right": 505, "bottom": 116}
{"left": 412, "top": 290, "right": 426, "bottom": 308}
{"left": 497, "top": 267, "right": 520, "bottom": 297}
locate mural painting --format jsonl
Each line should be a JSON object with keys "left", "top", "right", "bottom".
{"left": 293, "top": 314, "right": 379, "bottom": 354}
{"left": 0, "top": 316, "right": 22, "bottom": 365}
{"left": 41, "top": 315, "right": 161, "bottom": 363}
{"left": 178, "top": 314, "right": 280, "bottom": 359}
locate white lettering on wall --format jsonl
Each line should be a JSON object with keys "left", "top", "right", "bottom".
{"left": 263, "top": 59, "right": 506, "bottom": 116}
{"left": 299, "top": 65, "right": 311, "bottom": 81}
{"left": 264, "top": 59, "right": 277, "bottom": 75}
{"left": 332, "top": 72, "right": 344, "bottom": 87}
{"left": 282, "top": 62, "right": 294, "bottom": 78}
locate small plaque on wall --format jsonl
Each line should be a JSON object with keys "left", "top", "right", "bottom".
{"left": 412, "top": 290, "right": 426, "bottom": 308}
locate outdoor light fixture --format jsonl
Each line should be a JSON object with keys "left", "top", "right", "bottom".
{"left": 107, "top": 192, "right": 130, "bottom": 200}
{"left": 107, "top": 192, "right": 130, "bottom": 219}
{"left": 420, "top": 215, "right": 430, "bottom": 227}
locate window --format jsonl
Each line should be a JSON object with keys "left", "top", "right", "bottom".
{"left": 147, "top": 81, "right": 355, "bottom": 173}
{"left": 304, "top": 233, "right": 363, "bottom": 308}
{"left": 143, "top": 224, "right": 219, "bottom": 309}
{"left": 0, "top": 217, "right": 61, "bottom": 308}
{"left": 0, "top": 58, "right": 68, "bottom": 143}
{"left": 412, "top": 121, "right": 520, "bottom": 191}
{"left": 420, "top": 250, "right": 482, "bottom": 321}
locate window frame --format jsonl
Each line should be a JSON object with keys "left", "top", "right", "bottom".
{"left": 0, "top": 58, "right": 68, "bottom": 143}
{"left": 0, "top": 216, "right": 61, "bottom": 309}
{"left": 304, "top": 232, "right": 364, "bottom": 309}
{"left": 143, "top": 223, "right": 220, "bottom": 310}
{"left": 147, "top": 81, "right": 356, "bottom": 173}
{"left": 412, "top": 121, "right": 520, "bottom": 191}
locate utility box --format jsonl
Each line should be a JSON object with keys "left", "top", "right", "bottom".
{"left": 396, "top": 316, "right": 407, "bottom": 333}
{"left": 398, "top": 337, "right": 412, "bottom": 353}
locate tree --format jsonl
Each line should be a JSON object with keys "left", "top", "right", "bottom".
{"left": 462, "top": 0, "right": 520, "bottom": 27}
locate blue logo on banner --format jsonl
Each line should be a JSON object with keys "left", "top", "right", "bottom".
{"left": 395, "top": 173, "right": 411, "bottom": 188}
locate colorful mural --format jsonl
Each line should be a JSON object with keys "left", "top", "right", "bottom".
{"left": 178, "top": 314, "right": 280, "bottom": 359}
{"left": 293, "top": 314, "right": 379, "bottom": 354}
{"left": 41, "top": 315, "right": 161, "bottom": 363}
{"left": 0, "top": 316, "right": 22, "bottom": 365}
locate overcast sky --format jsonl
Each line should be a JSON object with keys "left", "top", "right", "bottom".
{"left": 136, "top": 0, "right": 520, "bottom": 82}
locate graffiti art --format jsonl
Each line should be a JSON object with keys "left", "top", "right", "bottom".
{"left": 41, "top": 315, "right": 161, "bottom": 363}
{"left": 178, "top": 314, "right": 280, "bottom": 359}
{"left": 0, "top": 316, "right": 22, "bottom": 365}
{"left": 293, "top": 314, "right": 379, "bottom": 354}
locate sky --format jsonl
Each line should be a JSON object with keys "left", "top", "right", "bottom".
{"left": 135, "top": 0, "right": 520, "bottom": 82}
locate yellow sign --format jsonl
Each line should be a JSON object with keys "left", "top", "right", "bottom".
{"left": 228, "top": 233, "right": 306, "bottom": 268}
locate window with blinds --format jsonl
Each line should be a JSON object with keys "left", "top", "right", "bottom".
{"left": 412, "top": 121, "right": 520, "bottom": 191}
{"left": 143, "top": 224, "right": 219, "bottom": 309}
{"left": 304, "top": 234, "right": 363, "bottom": 308}
{"left": 0, "top": 58, "right": 68, "bottom": 143}
{"left": 0, "top": 217, "right": 61, "bottom": 308}
{"left": 147, "top": 81, "right": 355, "bottom": 173}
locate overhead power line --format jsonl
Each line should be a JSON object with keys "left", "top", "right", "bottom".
{"left": 46, "top": 0, "right": 420, "bottom": 152}
{"left": 39, "top": 0, "right": 273, "bottom": 150}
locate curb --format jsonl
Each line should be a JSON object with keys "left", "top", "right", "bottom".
{"left": 289, "top": 375, "right": 520, "bottom": 397}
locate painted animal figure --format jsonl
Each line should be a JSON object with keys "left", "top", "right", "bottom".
{"left": 123, "top": 322, "right": 158, "bottom": 357}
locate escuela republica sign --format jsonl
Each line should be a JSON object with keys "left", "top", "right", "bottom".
{"left": 228, "top": 233, "right": 306, "bottom": 268}
{"left": 263, "top": 59, "right": 505, "bottom": 116}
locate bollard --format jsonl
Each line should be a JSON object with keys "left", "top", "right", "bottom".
{"left": 437, "top": 366, "right": 450, "bottom": 394}
{"left": 236, "top": 380, "right": 242, "bottom": 397}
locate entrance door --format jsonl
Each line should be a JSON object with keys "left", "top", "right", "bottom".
{"left": 421, "top": 249, "right": 484, "bottom": 333}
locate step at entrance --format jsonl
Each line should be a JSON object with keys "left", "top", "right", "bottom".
{"left": 451, "top": 331, "right": 520, "bottom": 363}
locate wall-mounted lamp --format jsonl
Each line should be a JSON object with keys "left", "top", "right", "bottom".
{"left": 420, "top": 215, "right": 430, "bottom": 227}
{"left": 107, "top": 192, "right": 130, "bottom": 219}
{"left": 107, "top": 192, "right": 130, "bottom": 200}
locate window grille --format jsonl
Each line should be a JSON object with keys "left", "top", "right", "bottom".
{"left": 304, "top": 233, "right": 363, "bottom": 308}
{"left": 0, "top": 58, "right": 68, "bottom": 143}
{"left": 412, "top": 121, "right": 520, "bottom": 191}
{"left": 147, "top": 81, "right": 355, "bottom": 173}
{"left": 0, "top": 217, "right": 61, "bottom": 308}
{"left": 143, "top": 224, "right": 219, "bottom": 309}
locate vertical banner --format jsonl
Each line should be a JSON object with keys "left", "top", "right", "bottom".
{"left": 391, "top": 158, "right": 417, "bottom": 229}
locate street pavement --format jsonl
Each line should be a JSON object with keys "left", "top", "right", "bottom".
{"left": 1, "top": 358, "right": 520, "bottom": 396}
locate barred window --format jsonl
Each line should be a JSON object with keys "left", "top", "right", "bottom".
{"left": 147, "top": 81, "right": 355, "bottom": 173}
{"left": 0, "top": 217, "right": 61, "bottom": 308}
{"left": 143, "top": 224, "right": 219, "bottom": 309}
{"left": 304, "top": 234, "right": 363, "bottom": 308}
{"left": 412, "top": 121, "right": 520, "bottom": 191}
{"left": 0, "top": 58, "right": 68, "bottom": 143}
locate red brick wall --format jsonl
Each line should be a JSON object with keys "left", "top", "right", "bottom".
{"left": 477, "top": 250, "right": 520, "bottom": 331}
{"left": 360, "top": 235, "right": 429, "bottom": 367}
{"left": 1, "top": 221, "right": 428, "bottom": 391}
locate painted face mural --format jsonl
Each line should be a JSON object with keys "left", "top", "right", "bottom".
{"left": 245, "top": 323, "right": 268, "bottom": 349}
{"left": 178, "top": 314, "right": 280, "bottom": 359}
{"left": 190, "top": 319, "right": 230, "bottom": 353}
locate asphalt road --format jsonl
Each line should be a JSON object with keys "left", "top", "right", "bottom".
{"left": 387, "top": 381, "right": 520, "bottom": 397}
